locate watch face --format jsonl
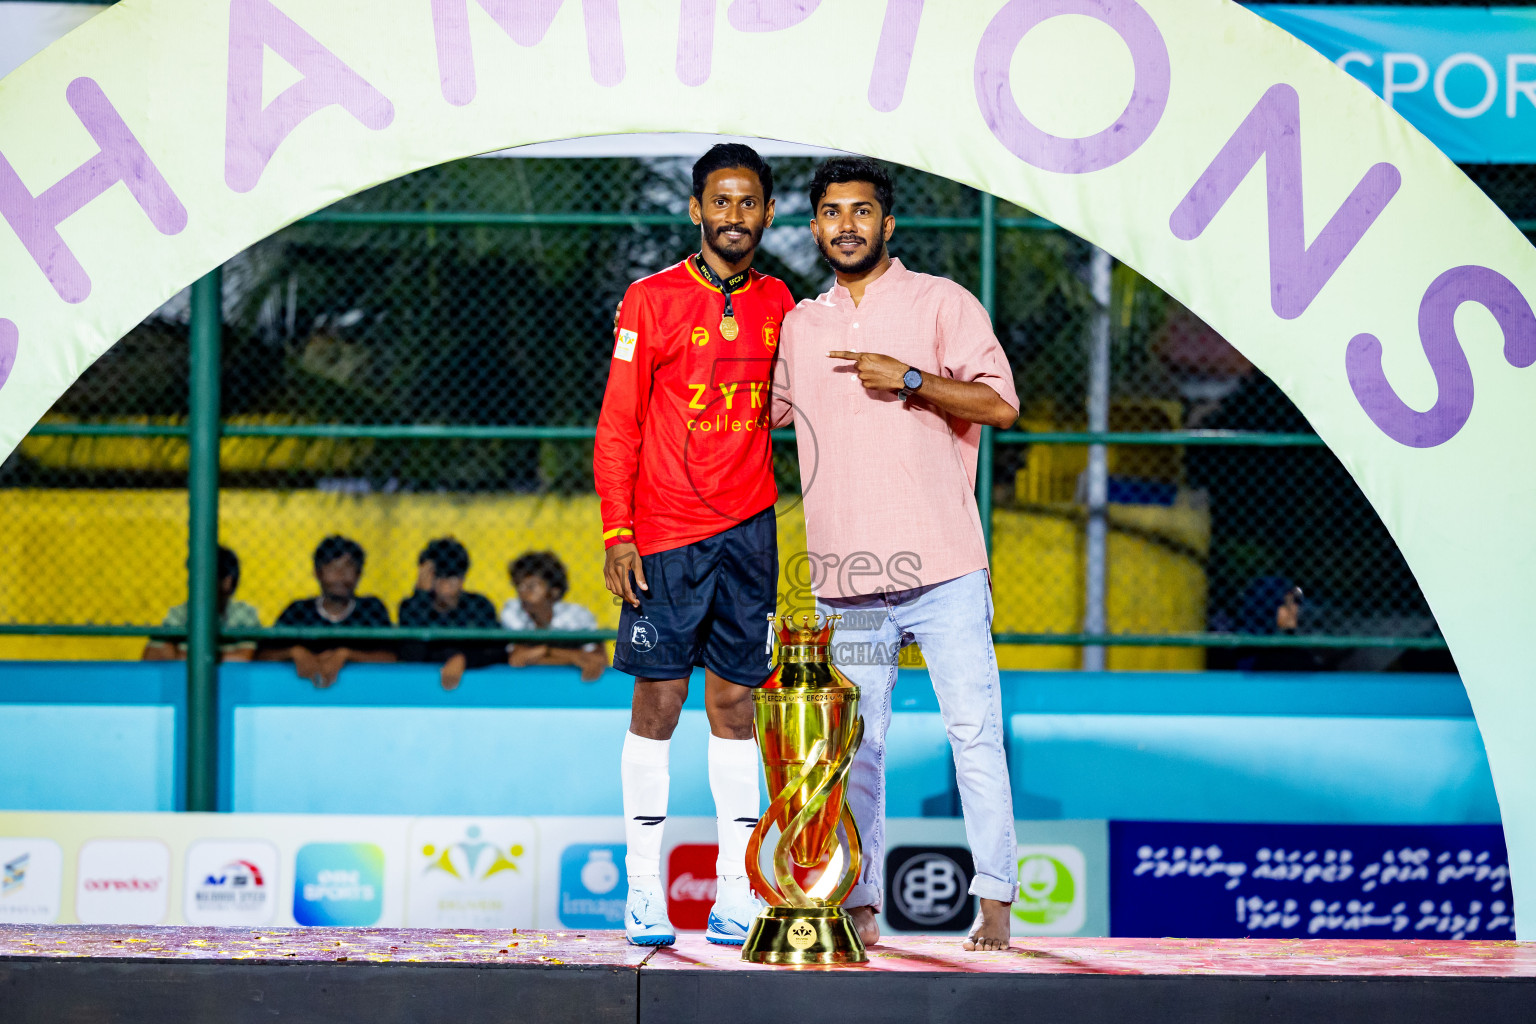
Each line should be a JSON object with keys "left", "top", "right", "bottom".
{"left": 904, "top": 368, "right": 923, "bottom": 390}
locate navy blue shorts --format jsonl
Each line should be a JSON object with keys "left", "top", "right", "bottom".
{"left": 613, "top": 506, "right": 778, "bottom": 687}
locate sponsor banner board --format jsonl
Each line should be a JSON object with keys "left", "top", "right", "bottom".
{"left": 1110, "top": 821, "right": 1513, "bottom": 940}
{"left": 0, "top": 811, "right": 1108, "bottom": 934}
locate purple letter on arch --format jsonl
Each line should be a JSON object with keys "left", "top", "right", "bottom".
{"left": 1346, "top": 265, "right": 1536, "bottom": 449}
{"left": 225, "top": 0, "right": 396, "bottom": 194}
{"left": 434, "top": 0, "right": 625, "bottom": 106}
{"left": 0, "top": 319, "right": 17, "bottom": 393}
{"left": 974, "top": 0, "right": 1170, "bottom": 175}
{"left": 677, "top": 0, "right": 716, "bottom": 87}
{"left": 678, "top": 0, "right": 827, "bottom": 88}
{"left": 1170, "top": 84, "right": 1402, "bottom": 321}
{"left": 869, "top": 0, "right": 924, "bottom": 113}
{"left": 0, "top": 78, "right": 187, "bottom": 305}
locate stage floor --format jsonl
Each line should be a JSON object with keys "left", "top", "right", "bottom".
{"left": 4, "top": 926, "right": 1535, "bottom": 1023}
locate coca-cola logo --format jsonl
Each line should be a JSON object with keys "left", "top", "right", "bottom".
{"left": 666, "top": 843, "right": 718, "bottom": 930}
{"left": 82, "top": 877, "right": 161, "bottom": 892}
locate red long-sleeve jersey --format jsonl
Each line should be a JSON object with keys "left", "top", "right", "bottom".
{"left": 595, "top": 257, "right": 793, "bottom": 555}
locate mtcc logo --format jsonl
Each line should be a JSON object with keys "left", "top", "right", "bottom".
{"left": 630, "top": 620, "right": 659, "bottom": 652}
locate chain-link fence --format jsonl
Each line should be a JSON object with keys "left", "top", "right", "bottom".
{"left": 2, "top": 147, "right": 1492, "bottom": 671}
{"left": 6, "top": 0, "right": 1522, "bottom": 671}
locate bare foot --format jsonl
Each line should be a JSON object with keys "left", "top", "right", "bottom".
{"left": 962, "top": 898, "right": 1012, "bottom": 951}
{"left": 847, "top": 905, "right": 880, "bottom": 947}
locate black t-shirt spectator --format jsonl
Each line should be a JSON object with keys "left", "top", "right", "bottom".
{"left": 397, "top": 591, "right": 503, "bottom": 668}
{"left": 263, "top": 596, "right": 393, "bottom": 655}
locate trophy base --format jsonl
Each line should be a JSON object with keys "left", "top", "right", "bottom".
{"left": 740, "top": 906, "right": 868, "bottom": 965}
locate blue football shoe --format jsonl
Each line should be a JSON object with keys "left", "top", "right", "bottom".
{"left": 706, "top": 877, "right": 764, "bottom": 946}
{"left": 624, "top": 880, "right": 675, "bottom": 947}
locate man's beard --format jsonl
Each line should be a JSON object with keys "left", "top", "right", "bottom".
{"left": 819, "top": 230, "right": 886, "bottom": 277}
{"left": 704, "top": 222, "right": 764, "bottom": 265}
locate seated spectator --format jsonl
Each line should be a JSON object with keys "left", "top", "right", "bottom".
{"left": 502, "top": 551, "right": 607, "bottom": 682}
{"left": 256, "top": 535, "right": 395, "bottom": 687}
{"left": 1231, "top": 576, "right": 1332, "bottom": 672}
{"left": 143, "top": 546, "right": 260, "bottom": 663}
{"left": 398, "top": 537, "right": 503, "bottom": 690}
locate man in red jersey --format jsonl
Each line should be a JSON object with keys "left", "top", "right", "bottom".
{"left": 594, "top": 144, "right": 794, "bottom": 947}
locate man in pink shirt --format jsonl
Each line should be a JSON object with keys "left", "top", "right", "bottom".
{"left": 772, "top": 158, "right": 1020, "bottom": 951}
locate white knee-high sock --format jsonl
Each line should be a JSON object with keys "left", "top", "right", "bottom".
{"left": 622, "top": 731, "right": 670, "bottom": 881}
{"left": 709, "top": 734, "right": 762, "bottom": 881}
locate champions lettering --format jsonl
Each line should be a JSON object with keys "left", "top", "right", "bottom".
{"left": 0, "top": 0, "right": 1530, "bottom": 438}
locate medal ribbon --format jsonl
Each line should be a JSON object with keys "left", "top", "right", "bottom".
{"left": 694, "top": 253, "right": 750, "bottom": 323}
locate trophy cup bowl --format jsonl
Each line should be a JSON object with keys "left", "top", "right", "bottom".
{"left": 742, "top": 613, "right": 867, "bottom": 965}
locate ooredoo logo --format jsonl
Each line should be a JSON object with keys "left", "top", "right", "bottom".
{"left": 884, "top": 846, "right": 975, "bottom": 932}
{"left": 75, "top": 839, "right": 170, "bottom": 924}
{"left": 0, "top": 839, "right": 63, "bottom": 924}
{"left": 184, "top": 840, "right": 278, "bottom": 926}
{"left": 293, "top": 843, "right": 384, "bottom": 927}
{"left": 666, "top": 843, "right": 717, "bottom": 930}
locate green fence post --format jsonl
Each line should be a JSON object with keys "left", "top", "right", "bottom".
{"left": 186, "top": 267, "right": 223, "bottom": 813}
{"left": 977, "top": 192, "right": 998, "bottom": 552}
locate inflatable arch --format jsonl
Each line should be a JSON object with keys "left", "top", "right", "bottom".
{"left": 1, "top": 0, "right": 1533, "bottom": 932}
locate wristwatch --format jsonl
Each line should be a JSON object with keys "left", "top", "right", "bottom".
{"left": 897, "top": 366, "right": 924, "bottom": 402}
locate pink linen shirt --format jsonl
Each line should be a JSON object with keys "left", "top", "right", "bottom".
{"left": 773, "top": 259, "right": 1019, "bottom": 600}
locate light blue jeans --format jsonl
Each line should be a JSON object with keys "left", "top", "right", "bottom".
{"left": 817, "top": 570, "right": 1017, "bottom": 910}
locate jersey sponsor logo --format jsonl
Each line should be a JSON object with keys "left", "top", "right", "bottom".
{"left": 615, "top": 328, "right": 638, "bottom": 362}
{"left": 763, "top": 320, "right": 779, "bottom": 351}
{"left": 630, "top": 620, "right": 659, "bottom": 651}
{"left": 690, "top": 325, "right": 711, "bottom": 347}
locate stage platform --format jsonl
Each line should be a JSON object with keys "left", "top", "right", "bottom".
{"left": 4, "top": 925, "right": 1535, "bottom": 1023}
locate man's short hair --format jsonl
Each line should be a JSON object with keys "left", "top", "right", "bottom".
{"left": 422, "top": 537, "right": 470, "bottom": 579}
{"left": 692, "top": 143, "right": 774, "bottom": 204}
{"left": 313, "top": 535, "right": 365, "bottom": 571}
{"left": 217, "top": 545, "right": 240, "bottom": 587}
{"left": 509, "top": 550, "right": 569, "bottom": 599}
{"left": 809, "top": 157, "right": 896, "bottom": 218}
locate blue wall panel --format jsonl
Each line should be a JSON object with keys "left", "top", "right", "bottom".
{"left": 0, "top": 705, "right": 176, "bottom": 811}
{"left": 0, "top": 662, "right": 1497, "bottom": 825}
{"left": 1008, "top": 713, "right": 1499, "bottom": 824}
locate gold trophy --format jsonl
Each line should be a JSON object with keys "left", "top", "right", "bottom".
{"left": 741, "top": 613, "right": 867, "bottom": 965}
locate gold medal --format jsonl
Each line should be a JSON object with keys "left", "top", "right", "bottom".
{"left": 720, "top": 315, "right": 740, "bottom": 341}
